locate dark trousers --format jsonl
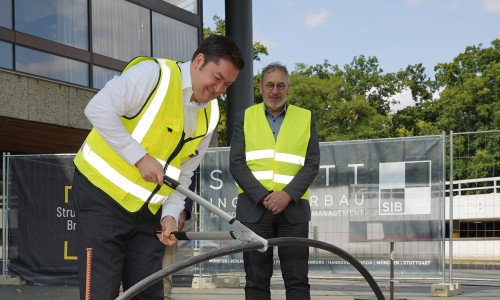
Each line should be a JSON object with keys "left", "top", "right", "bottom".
{"left": 73, "top": 170, "right": 164, "bottom": 300}
{"left": 242, "top": 210, "right": 310, "bottom": 300}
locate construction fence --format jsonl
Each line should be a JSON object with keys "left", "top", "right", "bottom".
{"left": 1, "top": 131, "right": 499, "bottom": 285}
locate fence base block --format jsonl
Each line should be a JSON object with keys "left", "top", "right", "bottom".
{"left": 431, "top": 283, "right": 462, "bottom": 297}
{"left": 192, "top": 276, "right": 240, "bottom": 289}
{"left": 0, "top": 275, "right": 23, "bottom": 285}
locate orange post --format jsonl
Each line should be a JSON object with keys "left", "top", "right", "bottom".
{"left": 86, "top": 248, "right": 93, "bottom": 300}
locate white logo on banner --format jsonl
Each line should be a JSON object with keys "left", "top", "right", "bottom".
{"left": 379, "top": 161, "right": 431, "bottom": 215}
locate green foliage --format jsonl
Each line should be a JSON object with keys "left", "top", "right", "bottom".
{"left": 203, "top": 15, "right": 225, "bottom": 36}
{"left": 288, "top": 62, "right": 384, "bottom": 141}
{"left": 433, "top": 39, "right": 500, "bottom": 132}
{"left": 390, "top": 101, "right": 442, "bottom": 137}
{"left": 450, "top": 132, "right": 500, "bottom": 182}
{"left": 288, "top": 58, "right": 397, "bottom": 141}
{"left": 342, "top": 55, "right": 399, "bottom": 115}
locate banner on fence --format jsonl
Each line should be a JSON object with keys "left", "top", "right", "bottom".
{"left": 7, "top": 155, "right": 78, "bottom": 285}
{"left": 6, "top": 154, "right": 194, "bottom": 285}
{"left": 199, "top": 136, "right": 444, "bottom": 276}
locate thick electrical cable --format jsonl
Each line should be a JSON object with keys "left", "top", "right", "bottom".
{"left": 116, "top": 237, "right": 385, "bottom": 300}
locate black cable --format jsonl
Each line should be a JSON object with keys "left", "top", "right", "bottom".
{"left": 269, "top": 238, "right": 385, "bottom": 300}
{"left": 116, "top": 237, "right": 385, "bottom": 300}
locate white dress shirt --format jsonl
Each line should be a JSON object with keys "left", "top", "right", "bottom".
{"left": 84, "top": 60, "right": 213, "bottom": 225}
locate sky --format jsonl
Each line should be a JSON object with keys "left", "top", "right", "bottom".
{"left": 203, "top": 0, "right": 500, "bottom": 78}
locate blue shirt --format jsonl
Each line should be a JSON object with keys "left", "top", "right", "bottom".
{"left": 264, "top": 102, "right": 288, "bottom": 141}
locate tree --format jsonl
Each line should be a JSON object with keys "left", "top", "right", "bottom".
{"left": 390, "top": 63, "right": 440, "bottom": 137}
{"left": 431, "top": 39, "right": 500, "bottom": 180}
{"left": 288, "top": 60, "right": 393, "bottom": 141}
{"left": 342, "top": 55, "right": 400, "bottom": 115}
{"left": 390, "top": 103, "right": 441, "bottom": 137}
{"left": 433, "top": 39, "right": 500, "bottom": 132}
{"left": 396, "top": 63, "right": 436, "bottom": 104}
{"left": 388, "top": 39, "right": 499, "bottom": 138}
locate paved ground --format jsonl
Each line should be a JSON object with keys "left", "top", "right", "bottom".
{"left": 0, "top": 276, "right": 499, "bottom": 300}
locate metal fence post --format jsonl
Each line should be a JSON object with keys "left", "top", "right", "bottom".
{"left": 2, "top": 152, "right": 10, "bottom": 276}
{"left": 448, "top": 131, "right": 454, "bottom": 283}
{"left": 441, "top": 132, "right": 446, "bottom": 283}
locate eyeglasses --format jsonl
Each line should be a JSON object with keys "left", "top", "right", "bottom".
{"left": 265, "top": 83, "right": 287, "bottom": 91}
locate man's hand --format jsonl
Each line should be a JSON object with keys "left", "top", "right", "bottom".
{"left": 177, "top": 210, "right": 187, "bottom": 231}
{"left": 160, "top": 216, "right": 178, "bottom": 246}
{"left": 136, "top": 153, "right": 164, "bottom": 185}
{"left": 262, "top": 191, "right": 292, "bottom": 214}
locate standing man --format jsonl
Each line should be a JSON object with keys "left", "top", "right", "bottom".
{"left": 230, "top": 62, "right": 320, "bottom": 300}
{"left": 72, "top": 35, "right": 244, "bottom": 300}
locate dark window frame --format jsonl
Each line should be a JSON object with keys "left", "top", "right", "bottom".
{"left": 445, "top": 220, "right": 500, "bottom": 239}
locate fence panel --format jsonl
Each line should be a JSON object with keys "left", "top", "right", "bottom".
{"left": 1, "top": 153, "right": 195, "bottom": 285}
{"left": 200, "top": 136, "right": 445, "bottom": 279}
{"left": 3, "top": 131, "right": 498, "bottom": 284}
{"left": 448, "top": 130, "right": 500, "bottom": 283}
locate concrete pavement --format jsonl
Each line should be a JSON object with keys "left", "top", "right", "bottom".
{"left": 1, "top": 275, "right": 500, "bottom": 300}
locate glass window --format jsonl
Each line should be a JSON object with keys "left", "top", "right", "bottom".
{"left": 14, "top": 0, "right": 88, "bottom": 50}
{"left": 162, "top": 0, "right": 198, "bottom": 14}
{"left": 152, "top": 12, "right": 197, "bottom": 62}
{"left": 0, "top": 0, "right": 12, "bottom": 29}
{"left": 92, "top": 0, "right": 151, "bottom": 62}
{"left": 0, "top": 41, "right": 13, "bottom": 69}
{"left": 16, "top": 46, "right": 89, "bottom": 86}
{"left": 93, "top": 65, "right": 120, "bottom": 90}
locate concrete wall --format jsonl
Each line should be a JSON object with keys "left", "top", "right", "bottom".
{"left": 445, "top": 193, "right": 500, "bottom": 220}
{"left": 0, "top": 69, "right": 227, "bottom": 149}
{"left": 445, "top": 240, "right": 500, "bottom": 261}
{"left": 0, "top": 69, "right": 95, "bottom": 130}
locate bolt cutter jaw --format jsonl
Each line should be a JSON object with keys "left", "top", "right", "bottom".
{"left": 230, "top": 220, "right": 268, "bottom": 252}
{"left": 163, "top": 175, "right": 268, "bottom": 251}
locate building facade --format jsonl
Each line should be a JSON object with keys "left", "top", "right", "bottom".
{"left": 0, "top": 0, "right": 202, "bottom": 155}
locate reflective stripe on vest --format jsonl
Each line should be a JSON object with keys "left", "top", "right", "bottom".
{"left": 246, "top": 150, "right": 305, "bottom": 166}
{"left": 129, "top": 58, "right": 181, "bottom": 185}
{"left": 131, "top": 59, "right": 171, "bottom": 143}
{"left": 207, "top": 99, "right": 219, "bottom": 136}
{"left": 179, "top": 98, "right": 219, "bottom": 163}
{"left": 251, "top": 170, "right": 294, "bottom": 185}
{"left": 80, "top": 142, "right": 169, "bottom": 204}
{"left": 241, "top": 103, "right": 311, "bottom": 199}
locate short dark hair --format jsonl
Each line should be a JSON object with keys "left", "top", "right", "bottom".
{"left": 261, "top": 62, "right": 289, "bottom": 84}
{"left": 191, "top": 35, "right": 245, "bottom": 71}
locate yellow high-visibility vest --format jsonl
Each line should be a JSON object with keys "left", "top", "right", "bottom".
{"left": 240, "top": 103, "right": 311, "bottom": 200}
{"left": 74, "top": 57, "right": 219, "bottom": 214}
